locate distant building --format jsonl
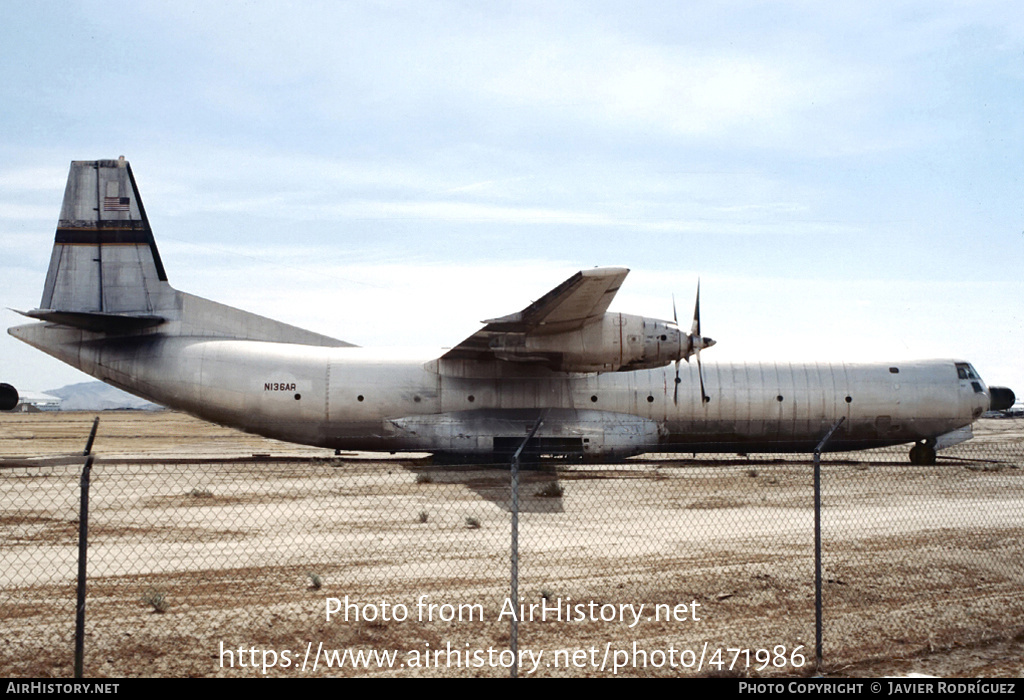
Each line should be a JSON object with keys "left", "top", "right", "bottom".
{"left": 13, "top": 391, "right": 62, "bottom": 412}
{"left": 984, "top": 400, "right": 1024, "bottom": 419}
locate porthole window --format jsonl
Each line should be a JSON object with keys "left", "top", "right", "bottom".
{"left": 889, "top": 367, "right": 900, "bottom": 374}
{"left": 647, "top": 395, "right": 654, "bottom": 403}
{"left": 357, "top": 395, "right": 364, "bottom": 402}
{"left": 414, "top": 396, "right": 422, "bottom": 403}
{"left": 468, "top": 395, "right": 475, "bottom": 402}
{"left": 590, "top": 395, "right": 598, "bottom": 403}
{"left": 845, "top": 396, "right": 853, "bottom": 403}
{"left": 776, "top": 395, "right": 784, "bottom": 402}
{"left": 294, "top": 394, "right": 301, "bottom": 400}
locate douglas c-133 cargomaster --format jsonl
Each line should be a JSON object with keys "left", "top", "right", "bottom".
{"left": 7, "top": 159, "right": 1016, "bottom": 464}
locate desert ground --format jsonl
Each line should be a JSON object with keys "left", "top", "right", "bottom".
{"left": 1, "top": 411, "right": 1023, "bottom": 678}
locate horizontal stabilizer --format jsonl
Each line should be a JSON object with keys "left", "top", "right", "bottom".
{"left": 19, "top": 309, "right": 165, "bottom": 333}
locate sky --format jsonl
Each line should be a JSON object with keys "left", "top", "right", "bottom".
{"left": 1, "top": 1, "right": 1022, "bottom": 397}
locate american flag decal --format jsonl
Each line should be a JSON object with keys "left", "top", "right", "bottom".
{"left": 103, "top": 196, "right": 130, "bottom": 211}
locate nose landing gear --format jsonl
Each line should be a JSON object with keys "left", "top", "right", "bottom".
{"left": 909, "top": 441, "right": 937, "bottom": 465}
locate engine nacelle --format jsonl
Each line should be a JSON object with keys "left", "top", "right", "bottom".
{"left": 0, "top": 383, "right": 19, "bottom": 411}
{"left": 989, "top": 386, "right": 1016, "bottom": 412}
{"left": 489, "top": 313, "right": 687, "bottom": 372}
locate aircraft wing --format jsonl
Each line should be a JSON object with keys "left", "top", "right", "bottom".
{"left": 441, "top": 267, "right": 629, "bottom": 362}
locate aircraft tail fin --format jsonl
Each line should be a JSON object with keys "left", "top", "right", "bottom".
{"left": 37, "top": 158, "right": 170, "bottom": 320}
{"left": 20, "top": 157, "right": 354, "bottom": 347}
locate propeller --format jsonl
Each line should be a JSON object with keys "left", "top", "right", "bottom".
{"left": 673, "top": 281, "right": 716, "bottom": 405}
{"left": 691, "top": 282, "right": 709, "bottom": 404}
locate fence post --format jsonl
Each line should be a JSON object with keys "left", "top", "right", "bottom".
{"left": 509, "top": 412, "right": 545, "bottom": 679}
{"left": 74, "top": 417, "right": 100, "bottom": 679}
{"left": 813, "top": 416, "right": 844, "bottom": 673}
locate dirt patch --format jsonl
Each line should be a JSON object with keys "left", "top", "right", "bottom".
{"left": 1, "top": 412, "right": 1023, "bottom": 677}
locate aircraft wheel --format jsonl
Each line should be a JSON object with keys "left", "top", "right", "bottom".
{"left": 909, "top": 443, "right": 937, "bottom": 465}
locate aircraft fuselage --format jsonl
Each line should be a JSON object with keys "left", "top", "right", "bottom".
{"left": 10, "top": 321, "right": 988, "bottom": 460}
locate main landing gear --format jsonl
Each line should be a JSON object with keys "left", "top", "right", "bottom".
{"left": 909, "top": 441, "right": 937, "bottom": 466}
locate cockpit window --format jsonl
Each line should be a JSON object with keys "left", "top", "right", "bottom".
{"left": 955, "top": 362, "right": 979, "bottom": 380}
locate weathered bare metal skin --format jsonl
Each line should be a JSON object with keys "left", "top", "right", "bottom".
{"left": 7, "top": 160, "right": 993, "bottom": 461}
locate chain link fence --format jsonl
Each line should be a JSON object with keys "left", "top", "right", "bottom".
{"left": 1, "top": 412, "right": 1022, "bottom": 677}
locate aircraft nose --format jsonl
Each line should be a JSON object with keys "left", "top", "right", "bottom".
{"left": 989, "top": 386, "right": 1016, "bottom": 412}
{"left": 702, "top": 336, "right": 716, "bottom": 349}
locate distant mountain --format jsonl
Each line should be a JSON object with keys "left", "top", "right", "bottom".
{"left": 45, "top": 381, "right": 162, "bottom": 411}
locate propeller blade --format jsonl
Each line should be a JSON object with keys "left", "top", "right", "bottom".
{"left": 691, "top": 280, "right": 701, "bottom": 337}
{"left": 673, "top": 359, "right": 680, "bottom": 405}
{"left": 674, "top": 279, "right": 712, "bottom": 405}
{"left": 696, "top": 348, "right": 709, "bottom": 404}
